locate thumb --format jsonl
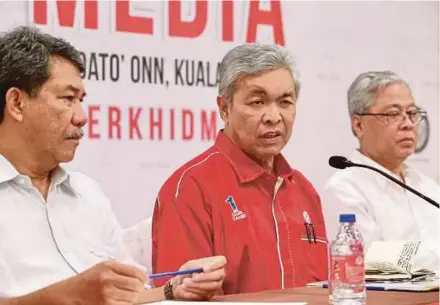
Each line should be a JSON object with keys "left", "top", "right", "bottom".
{"left": 193, "top": 256, "right": 227, "bottom": 272}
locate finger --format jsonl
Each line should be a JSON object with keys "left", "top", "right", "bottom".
{"left": 183, "top": 256, "right": 227, "bottom": 273}
{"left": 176, "top": 289, "right": 205, "bottom": 301}
{"left": 179, "top": 283, "right": 219, "bottom": 301}
{"left": 191, "top": 268, "right": 225, "bottom": 283}
{"left": 182, "top": 277, "right": 222, "bottom": 293}
{"left": 108, "top": 261, "right": 148, "bottom": 284}
{"left": 179, "top": 284, "right": 217, "bottom": 297}
{"left": 108, "top": 301, "right": 132, "bottom": 305}
{"left": 200, "top": 256, "right": 227, "bottom": 272}
{"left": 111, "top": 273, "right": 145, "bottom": 293}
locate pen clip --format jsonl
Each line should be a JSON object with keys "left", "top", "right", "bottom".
{"left": 309, "top": 223, "right": 317, "bottom": 243}
{"left": 304, "top": 222, "right": 311, "bottom": 244}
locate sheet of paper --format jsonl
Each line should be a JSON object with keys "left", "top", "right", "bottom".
{"left": 367, "top": 280, "right": 439, "bottom": 292}
{"left": 366, "top": 240, "right": 421, "bottom": 274}
{"left": 363, "top": 240, "right": 437, "bottom": 281}
{"left": 307, "top": 279, "right": 439, "bottom": 292}
{"left": 144, "top": 301, "right": 307, "bottom": 305}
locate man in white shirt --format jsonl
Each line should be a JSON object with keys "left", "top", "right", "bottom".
{"left": 322, "top": 71, "right": 439, "bottom": 272}
{"left": 0, "top": 26, "right": 226, "bottom": 304}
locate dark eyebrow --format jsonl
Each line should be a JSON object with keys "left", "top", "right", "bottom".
{"left": 245, "top": 86, "right": 295, "bottom": 100}
{"left": 245, "top": 86, "right": 268, "bottom": 99}
{"left": 277, "top": 90, "right": 295, "bottom": 100}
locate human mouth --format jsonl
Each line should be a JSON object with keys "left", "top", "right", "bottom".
{"left": 399, "top": 137, "right": 414, "bottom": 143}
{"left": 259, "top": 131, "right": 283, "bottom": 145}
{"left": 398, "top": 137, "right": 415, "bottom": 146}
{"left": 261, "top": 131, "right": 281, "bottom": 139}
{"left": 65, "top": 129, "right": 84, "bottom": 142}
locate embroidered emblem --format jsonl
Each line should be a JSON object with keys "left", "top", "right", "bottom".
{"left": 225, "top": 196, "right": 247, "bottom": 221}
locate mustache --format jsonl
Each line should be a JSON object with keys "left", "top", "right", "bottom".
{"left": 65, "top": 129, "right": 84, "bottom": 140}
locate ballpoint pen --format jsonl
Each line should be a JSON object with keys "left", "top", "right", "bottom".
{"left": 149, "top": 268, "right": 204, "bottom": 279}
{"left": 304, "top": 223, "right": 311, "bottom": 243}
{"left": 309, "top": 222, "right": 317, "bottom": 243}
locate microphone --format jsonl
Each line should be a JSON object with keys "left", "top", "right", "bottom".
{"left": 329, "top": 156, "right": 354, "bottom": 169}
{"left": 328, "top": 155, "right": 440, "bottom": 209}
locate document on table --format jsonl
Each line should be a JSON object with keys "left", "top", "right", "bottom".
{"left": 144, "top": 301, "right": 307, "bottom": 305}
{"left": 307, "top": 280, "right": 439, "bottom": 292}
{"left": 365, "top": 240, "right": 434, "bottom": 281}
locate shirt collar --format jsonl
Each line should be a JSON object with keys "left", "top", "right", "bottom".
{"left": 0, "top": 153, "right": 71, "bottom": 188}
{"left": 50, "top": 166, "right": 71, "bottom": 187}
{"left": 214, "top": 130, "right": 294, "bottom": 183}
{"left": 351, "top": 149, "right": 422, "bottom": 189}
{"left": 0, "top": 153, "right": 19, "bottom": 183}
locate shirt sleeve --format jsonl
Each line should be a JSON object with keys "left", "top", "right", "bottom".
{"left": 321, "top": 179, "right": 379, "bottom": 248}
{"left": 152, "top": 175, "right": 214, "bottom": 287}
{"left": 92, "top": 185, "right": 149, "bottom": 273}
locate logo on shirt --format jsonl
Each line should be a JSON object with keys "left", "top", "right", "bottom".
{"left": 225, "top": 196, "right": 247, "bottom": 221}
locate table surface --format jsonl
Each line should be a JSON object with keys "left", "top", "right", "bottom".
{"left": 214, "top": 287, "right": 439, "bottom": 305}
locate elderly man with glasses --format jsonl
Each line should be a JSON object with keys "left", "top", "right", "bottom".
{"left": 322, "top": 71, "right": 439, "bottom": 273}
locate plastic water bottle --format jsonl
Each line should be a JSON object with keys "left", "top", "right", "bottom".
{"left": 329, "top": 213, "right": 366, "bottom": 305}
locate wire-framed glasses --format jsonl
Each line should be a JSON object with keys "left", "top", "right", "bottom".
{"left": 355, "top": 109, "right": 427, "bottom": 125}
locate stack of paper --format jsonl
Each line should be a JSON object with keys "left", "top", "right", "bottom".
{"left": 307, "top": 240, "right": 439, "bottom": 292}
{"left": 365, "top": 240, "right": 435, "bottom": 281}
{"left": 307, "top": 279, "right": 439, "bottom": 292}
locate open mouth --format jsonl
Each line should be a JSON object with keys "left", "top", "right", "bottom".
{"left": 262, "top": 131, "right": 281, "bottom": 138}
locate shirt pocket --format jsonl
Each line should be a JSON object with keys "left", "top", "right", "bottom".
{"left": 299, "top": 222, "right": 329, "bottom": 281}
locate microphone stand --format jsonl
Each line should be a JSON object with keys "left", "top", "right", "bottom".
{"left": 348, "top": 162, "right": 439, "bottom": 209}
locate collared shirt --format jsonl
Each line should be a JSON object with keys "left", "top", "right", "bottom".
{"left": 322, "top": 150, "right": 440, "bottom": 272}
{"left": 152, "top": 131, "right": 328, "bottom": 294}
{"left": 0, "top": 154, "right": 136, "bottom": 297}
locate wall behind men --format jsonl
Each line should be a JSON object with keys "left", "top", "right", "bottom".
{"left": 0, "top": 1, "right": 437, "bottom": 228}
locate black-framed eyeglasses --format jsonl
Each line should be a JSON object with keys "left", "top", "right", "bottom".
{"left": 355, "top": 109, "right": 427, "bottom": 125}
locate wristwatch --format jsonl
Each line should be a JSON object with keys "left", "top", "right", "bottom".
{"left": 164, "top": 278, "right": 174, "bottom": 300}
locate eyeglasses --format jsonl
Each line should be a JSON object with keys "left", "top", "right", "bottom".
{"left": 355, "top": 109, "right": 427, "bottom": 125}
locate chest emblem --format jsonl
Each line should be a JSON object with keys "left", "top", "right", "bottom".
{"left": 225, "top": 196, "right": 247, "bottom": 221}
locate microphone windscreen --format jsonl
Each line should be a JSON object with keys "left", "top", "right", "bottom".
{"left": 329, "top": 156, "right": 349, "bottom": 169}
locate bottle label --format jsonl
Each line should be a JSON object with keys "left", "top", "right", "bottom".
{"left": 331, "top": 253, "right": 365, "bottom": 292}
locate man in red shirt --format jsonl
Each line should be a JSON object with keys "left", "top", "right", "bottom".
{"left": 152, "top": 43, "right": 328, "bottom": 295}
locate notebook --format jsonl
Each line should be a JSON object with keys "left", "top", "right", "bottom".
{"left": 307, "top": 280, "right": 439, "bottom": 292}
{"left": 365, "top": 240, "right": 435, "bottom": 281}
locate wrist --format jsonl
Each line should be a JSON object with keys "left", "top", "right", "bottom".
{"left": 164, "top": 278, "right": 175, "bottom": 300}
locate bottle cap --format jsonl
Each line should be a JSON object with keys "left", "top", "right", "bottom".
{"left": 339, "top": 213, "right": 356, "bottom": 223}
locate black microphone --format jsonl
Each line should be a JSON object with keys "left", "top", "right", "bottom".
{"left": 328, "top": 155, "right": 440, "bottom": 209}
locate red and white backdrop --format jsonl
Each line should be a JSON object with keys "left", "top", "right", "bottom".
{"left": 0, "top": 1, "right": 438, "bottom": 228}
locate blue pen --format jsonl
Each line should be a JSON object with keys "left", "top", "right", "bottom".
{"left": 149, "top": 268, "right": 204, "bottom": 279}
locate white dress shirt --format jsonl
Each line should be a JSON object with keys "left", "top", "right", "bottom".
{"left": 322, "top": 150, "right": 440, "bottom": 272}
{"left": 0, "top": 154, "right": 140, "bottom": 297}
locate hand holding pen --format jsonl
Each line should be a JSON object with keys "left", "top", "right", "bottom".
{"left": 151, "top": 255, "right": 227, "bottom": 301}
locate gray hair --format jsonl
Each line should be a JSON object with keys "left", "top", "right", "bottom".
{"left": 218, "top": 43, "right": 300, "bottom": 103}
{"left": 0, "top": 25, "right": 84, "bottom": 123}
{"left": 347, "top": 71, "right": 411, "bottom": 117}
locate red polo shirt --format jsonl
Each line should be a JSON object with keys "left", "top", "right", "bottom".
{"left": 152, "top": 131, "right": 328, "bottom": 294}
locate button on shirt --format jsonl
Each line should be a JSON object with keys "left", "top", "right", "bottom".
{"left": 0, "top": 154, "right": 135, "bottom": 297}
{"left": 322, "top": 150, "right": 440, "bottom": 272}
{"left": 152, "top": 131, "right": 328, "bottom": 294}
